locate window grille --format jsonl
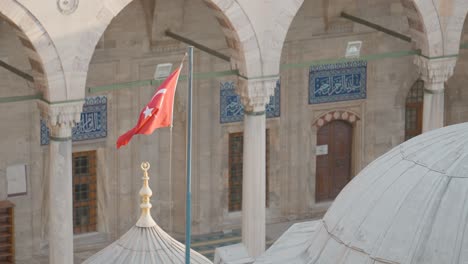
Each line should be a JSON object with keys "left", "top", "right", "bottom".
{"left": 405, "top": 79, "right": 424, "bottom": 140}
{"left": 228, "top": 131, "right": 270, "bottom": 212}
{"left": 72, "top": 151, "right": 97, "bottom": 234}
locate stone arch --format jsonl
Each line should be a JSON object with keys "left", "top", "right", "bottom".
{"left": 401, "top": 0, "right": 444, "bottom": 57}
{"left": 282, "top": 0, "right": 442, "bottom": 58}
{"left": 0, "top": 1, "right": 66, "bottom": 102}
{"left": 83, "top": 0, "right": 262, "bottom": 79}
{"left": 443, "top": 2, "right": 468, "bottom": 56}
{"left": 312, "top": 110, "right": 361, "bottom": 128}
{"left": 264, "top": 0, "right": 304, "bottom": 75}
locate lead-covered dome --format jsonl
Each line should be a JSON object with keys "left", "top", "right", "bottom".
{"left": 83, "top": 162, "right": 212, "bottom": 264}
{"left": 257, "top": 122, "right": 468, "bottom": 264}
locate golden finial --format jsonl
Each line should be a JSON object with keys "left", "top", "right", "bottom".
{"left": 136, "top": 162, "right": 156, "bottom": 228}
{"left": 141, "top": 162, "right": 150, "bottom": 172}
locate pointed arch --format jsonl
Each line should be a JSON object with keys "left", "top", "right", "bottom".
{"left": 0, "top": 0, "right": 66, "bottom": 101}
{"left": 264, "top": 0, "right": 304, "bottom": 75}
{"left": 443, "top": 1, "right": 468, "bottom": 56}
{"left": 77, "top": 0, "right": 262, "bottom": 85}
{"left": 282, "top": 0, "right": 443, "bottom": 58}
{"left": 401, "top": 0, "right": 444, "bottom": 57}
{"left": 312, "top": 110, "right": 361, "bottom": 128}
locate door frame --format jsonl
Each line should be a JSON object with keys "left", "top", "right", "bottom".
{"left": 315, "top": 119, "right": 353, "bottom": 202}
{"left": 311, "top": 108, "right": 363, "bottom": 204}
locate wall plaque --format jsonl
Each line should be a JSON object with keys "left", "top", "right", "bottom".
{"left": 309, "top": 61, "right": 367, "bottom": 104}
{"left": 6, "top": 164, "right": 27, "bottom": 197}
{"left": 220, "top": 80, "right": 280, "bottom": 123}
{"left": 316, "top": 145, "right": 329, "bottom": 156}
{"left": 41, "top": 96, "right": 107, "bottom": 145}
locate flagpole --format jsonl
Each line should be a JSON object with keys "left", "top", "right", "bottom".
{"left": 185, "top": 46, "right": 194, "bottom": 264}
{"left": 168, "top": 127, "right": 173, "bottom": 233}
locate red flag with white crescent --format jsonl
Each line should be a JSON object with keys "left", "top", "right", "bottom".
{"left": 116, "top": 65, "right": 182, "bottom": 149}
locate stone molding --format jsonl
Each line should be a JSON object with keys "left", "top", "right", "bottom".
{"left": 38, "top": 100, "right": 84, "bottom": 139}
{"left": 312, "top": 110, "right": 361, "bottom": 128}
{"left": 237, "top": 77, "right": 278, "bottom": 113}
{"left": 414, "top": 56, "right": 457, "bottom": 91}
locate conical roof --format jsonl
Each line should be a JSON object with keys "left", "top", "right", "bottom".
{"left": 256, "top": 122, "right": 468, "bottom": 264}
{"left": 83, "top": 162, "right": 212, "bottom": 264}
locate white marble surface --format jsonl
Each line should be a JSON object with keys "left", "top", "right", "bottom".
{"left": 48, "top": 140, "right": 74, "bottom": 264}
{"left": 214, "top": 243, "right": 254, "bottom": 264}
{"left": 255, "top": 221, "right": 321, "bottom": 264}
{"left": 423, "top": 91, "right": 445, "bottom": 132}
{"left": 414, "top": 57, "right": 456, "bottom": 132}
{"left": 242, "top": 114, "right": 267, "bottom": 257}
{"left": 40, "top": 100, "right": 82, "bottom": 264}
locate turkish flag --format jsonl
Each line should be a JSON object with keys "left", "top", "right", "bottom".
{"left": 116, "top": 65, "right": 182, "bottom": 149}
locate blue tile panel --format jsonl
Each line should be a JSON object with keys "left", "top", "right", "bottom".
{"left": 220, "top": 80, "right": 280, "bottom": 123}
{"left": 41, "top": 96, "right": 108, "bottom": 145}
{"left": 309, "top": 61, "right": 367, "bottom": 104}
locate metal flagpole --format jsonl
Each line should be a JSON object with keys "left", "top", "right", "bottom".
{"left": 185, "top": 46, "right": 194, "bottom": 264}
{"left": 168, "top": 127, "right": 173, "bottom": 232}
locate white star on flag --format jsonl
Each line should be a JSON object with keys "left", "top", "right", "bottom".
{"left": 116, "top": 64, "right": 182, "bottom": 149}
{"left": 143, "top": 106, "right": 154, "bottom": 119}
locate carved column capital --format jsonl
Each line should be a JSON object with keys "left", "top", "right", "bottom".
{"left": 38, "top": 100, "right": 84, "bottom": 139}
{"left": 414, "top": 56, "right": 457, "bottom": 91}
{"left": 237, "top": 77, "right": 278, "bottom": 113}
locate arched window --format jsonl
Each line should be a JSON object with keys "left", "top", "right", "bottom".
{"left": 405, "top": 80, "right": 424, "bottom": 140}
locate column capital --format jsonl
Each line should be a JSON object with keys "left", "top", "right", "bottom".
{"left": 414, "top": 56, "right": 457, "bottom": 90}
{"left": 37, "top": 100, "right": 84, "bottom": 139}
{"left": 237, "top": 77, "right": 278, "bottom": 113}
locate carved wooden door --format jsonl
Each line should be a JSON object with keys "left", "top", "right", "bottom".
{"left": 316, "top": 120, "right": 352, "bottom": 202}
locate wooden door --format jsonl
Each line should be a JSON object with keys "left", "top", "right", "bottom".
{"left": 316, "top": 120, "right": 352, "bottom": 202}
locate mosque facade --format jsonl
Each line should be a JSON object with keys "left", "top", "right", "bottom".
{"left": 0, "top": 0, "right": 468, "bottom": 263}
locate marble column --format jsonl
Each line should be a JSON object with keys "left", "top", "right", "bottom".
{"left": 239, "top": 77, "right": 277, "bottom": 258}
{"left": 414, "top": 57, "right": 457, "bottom": 132}
{"left": 38, "top": 101, "right": 84, "bottom": 264}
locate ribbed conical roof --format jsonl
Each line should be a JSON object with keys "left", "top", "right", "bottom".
{"left": 83, "top": 162, "right": 212, "bottom": 264}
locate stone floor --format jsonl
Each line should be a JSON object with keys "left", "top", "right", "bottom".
{"left": 29, "top": 218, "right": 321, "bottom": 263}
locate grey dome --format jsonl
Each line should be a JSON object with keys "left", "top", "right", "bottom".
{"left": 83, "top": 162, "right": 212, "bottom": 264}
{"left": 82, "top": 224, "right": 212, "bottom": 264}
{"left": 258, "top": 122, "right": 468, "bottom": 264}
{"left": 311, "top": 122, "right": 468, "bottom": 263}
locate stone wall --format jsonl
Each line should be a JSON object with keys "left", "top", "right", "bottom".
{"left": 2, "top": 0, "right": 468, "bottom": 262}
{"left": 83, "top": 0, "right": 422, "bottom": 236}
{"left": 446, "top": 16, "right": 468, "bottom": 125}
{"left": 0, "top": 20, "right": 45, "bottom": 263}
{"left": 275, "top": 0, "right": 417, "bottom": 220}
{"left": 85, "top": 0, "right": 232, "bottom": 239}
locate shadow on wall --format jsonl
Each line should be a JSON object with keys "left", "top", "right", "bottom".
{"left": 0, "top": 167, "right": 6, "bottom": 200}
